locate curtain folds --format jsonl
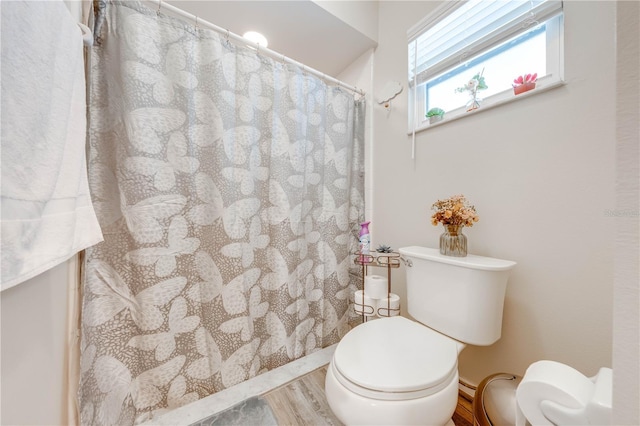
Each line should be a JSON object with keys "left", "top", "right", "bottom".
{"left": 79, "top": 2, "right": 365, "bottom": 424}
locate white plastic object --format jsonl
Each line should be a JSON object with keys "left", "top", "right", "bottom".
{"left": 585, "top": 367, "right": 613, "bottom": 425}
{"left": 376, "top": 81, "right": 403, "bottom": 104}
{"left": 516, "top": 360, "right": 613, "bottom": 425}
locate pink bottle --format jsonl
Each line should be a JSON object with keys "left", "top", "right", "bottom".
{"left": 359, "top": 221, "right": 371, "bottom": 255}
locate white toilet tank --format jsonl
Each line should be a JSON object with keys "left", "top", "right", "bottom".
{"left": 398, "top": 246, "right": 516, "bottom": 346}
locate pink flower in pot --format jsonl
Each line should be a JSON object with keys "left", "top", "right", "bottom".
{"left": 513, "top": 73, "right": 537, "bottom": 95}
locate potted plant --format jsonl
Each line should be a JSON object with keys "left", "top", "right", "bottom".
{"left": 513, "top": 73, "right": 537, "bottom": 95}
{"left": 426, "top": 107, "right": 445, "bottom": 124}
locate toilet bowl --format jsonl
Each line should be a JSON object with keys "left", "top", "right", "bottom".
{"left": 325, "top": 316, "right": 462, "bottom": 426}
{"left": 325, "top": 246, "right": 516, "bottom": 426}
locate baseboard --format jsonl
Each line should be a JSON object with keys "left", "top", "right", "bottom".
{"left": 458, "top": 379, "right": 476, "bottom": 400}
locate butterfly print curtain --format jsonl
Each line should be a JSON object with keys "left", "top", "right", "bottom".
{"left": 79, "top": 2, "right": 365, "bottom": 424}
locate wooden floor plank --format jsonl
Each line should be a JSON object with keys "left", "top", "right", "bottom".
{"left": 263, "top": 365, "right": 475, "bottom": 426}
{"left": 453, "top": 391, "right": 474, "bottom": 426}
{"left": 263, "top": 366, "right": 343, "bottom": 425}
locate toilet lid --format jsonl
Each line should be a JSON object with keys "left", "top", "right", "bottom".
{"left": 334, "top": 316, "right": 459, "bottom": 394}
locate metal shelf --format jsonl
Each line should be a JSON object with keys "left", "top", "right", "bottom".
{"left": 353, "top": 251, "right": 401, "bottom": 268}
{"left": 353, "top": 251, "right": 401, "bottom": 321}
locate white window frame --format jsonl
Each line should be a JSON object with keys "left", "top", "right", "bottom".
{"left": 408, "top": 0, "right": 565, "bottom": 133}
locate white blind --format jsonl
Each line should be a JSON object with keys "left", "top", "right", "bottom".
{"left": 408, "top": 0, "right": 563, "bottom": 86}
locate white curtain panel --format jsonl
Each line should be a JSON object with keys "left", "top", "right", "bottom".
{"left": 79, "top": 2, "right": 365, "bottom": 424}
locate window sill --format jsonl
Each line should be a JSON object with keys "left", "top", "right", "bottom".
{"left": 408, "top": 77, "right": 566, "bottom": 135}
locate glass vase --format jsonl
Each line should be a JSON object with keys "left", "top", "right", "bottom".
{"left": 466, "top": 92, "right": 481, "bottom": 111}
{"left": 439, "top": 224, "right": 467, "bottom": 257}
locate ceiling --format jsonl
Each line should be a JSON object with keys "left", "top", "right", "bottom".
{"left": 165, "top": 1, "right": 378, "bottom": 77}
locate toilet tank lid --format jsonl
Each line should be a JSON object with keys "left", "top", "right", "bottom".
{"left": 398, "top": 246, "right": 516, "bottom": 271}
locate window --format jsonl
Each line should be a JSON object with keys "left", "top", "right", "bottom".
{"left": 408, "top": 0, "right": 564, "bottom": 131}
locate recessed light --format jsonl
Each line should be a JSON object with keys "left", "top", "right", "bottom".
{"left": 242, "top": 31, "right": 268, "bottom": 48}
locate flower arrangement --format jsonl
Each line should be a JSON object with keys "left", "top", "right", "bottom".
{"left": 430, "top": 194, "right": 479, "bottom": 227}
{"left": 513, "top": 73, "right": 537, "bottom": 95}
{"left": 455, "top": 69, "right": 488, "bottom": 111}
{"left": 512, "top": 73, "right": 537, "bottom": 88}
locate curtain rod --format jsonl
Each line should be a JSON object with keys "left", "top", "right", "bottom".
{"left": 148, "top": 0, "right": 365, "bottom": 96}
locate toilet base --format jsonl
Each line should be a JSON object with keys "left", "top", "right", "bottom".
{"left": 325, "top": 359, "right": 459, "bottom": 426}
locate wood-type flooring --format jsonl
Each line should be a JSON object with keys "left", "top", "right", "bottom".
{"left": 263, "top": 365, "right": 474, "bottom": 426}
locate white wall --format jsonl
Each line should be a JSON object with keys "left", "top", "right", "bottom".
{"left": 368, "top": 1, "right": 616, "bottom": 386}
{"left": 613, "top": 1, "right": 640, "bottom": 423}
{"left": 1, "top": 259, "right": 74, "bottom": 425}
{"left": 313, "top": 0, "right": 379, "bottom": 43}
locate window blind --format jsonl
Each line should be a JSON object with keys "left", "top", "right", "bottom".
{"left": 408, "top": 0, "right": 563, "bottom": 86}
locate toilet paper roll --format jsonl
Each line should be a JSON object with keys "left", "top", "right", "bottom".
{"left": 364, "top": 274, "right": 388, "bottom": 299}
{"left": 376, "top": 293, "right": 400, "bottom": 317}
{"left": 353, "top": 290, "right": 375, "bottom": 316}
{"left": 515, "top": 360, "right": 595, "bottom": 426}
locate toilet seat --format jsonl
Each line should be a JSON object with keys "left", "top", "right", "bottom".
{"left": 333, "top": 316, "right": 459, "bottom": 401}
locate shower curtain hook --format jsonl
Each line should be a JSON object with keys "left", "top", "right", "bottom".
{"left": 225, "top": 29, "right": 231, "bottom": 46}
{"left": 156, "top": 0, "right": 162, "bottom": 16}
{"left": 354, "top": 87, "right": 364, "bottom": 101}
{"left": 360, "top": 88, "right": 366, "bottom": 100}
{"left": 194, "top": 15, "right": 199, "bottom": 29}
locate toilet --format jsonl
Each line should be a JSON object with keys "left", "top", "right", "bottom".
{"left": 325, "top": 246, "right": 516, "bottom": 426}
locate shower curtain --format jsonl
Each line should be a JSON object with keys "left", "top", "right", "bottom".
{"left": 79, "top": 2, "right": 364, "bottom": 424}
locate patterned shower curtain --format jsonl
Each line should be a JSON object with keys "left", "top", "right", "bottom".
{"left": 79, "top": 2, "right": 364, "bottom": 424}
